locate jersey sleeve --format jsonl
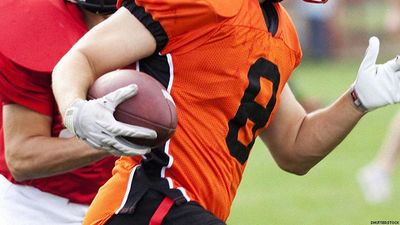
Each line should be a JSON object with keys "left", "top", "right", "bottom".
{"left": 276, "top": 4, "right": 303, "bottom": 68}
{"left": 117, "top": 0, "right": 243, "bottom": 52}
{"left": 0, "top": 53, "right": 54, "bottom": 116}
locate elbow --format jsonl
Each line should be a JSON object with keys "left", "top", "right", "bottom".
{"left": 6, "top": 162, "right": 30, "bottom": 182}
{"left": 5, "top": 150, "right": 31, "bottom": 182}
{"left": 275, "top": 157, "right": 314, "bottom": 176}
{"left": 279, "top": 165, "right": 311, "bottom": 176}
{"left": 280, "top": 164, "right": 311, "bottom": 176}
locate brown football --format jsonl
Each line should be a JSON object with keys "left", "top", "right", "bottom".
{"left": 88, "top": 69, "right": 177, "bottom": 148}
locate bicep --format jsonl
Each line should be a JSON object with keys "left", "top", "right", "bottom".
{"left": 260, "top": 84, "right": 306, "bottom": 157}
{"left": 72, "top": 7, "right": 157, "bottom": 76}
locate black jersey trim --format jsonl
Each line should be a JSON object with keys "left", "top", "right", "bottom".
{"left": 117, "top": 54, "right": 189, "bottom": 214}
{"left": 260, "top": 1, "right": 279, "bottom": 37}
{"left": 138, "top": 53, "right": 170, "bottom": 88}
{"left": 121, "top": 0, "right": 168, "bottom": 52}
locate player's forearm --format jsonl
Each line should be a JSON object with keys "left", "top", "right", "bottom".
{"left": 288, "top": 89, "right": 364, "bottom": 174}
{"left": 6, "top": 136, "right": 109, "bottom": 181}
{"left": 52, "top": 49, "right": 96, "bottom": 116}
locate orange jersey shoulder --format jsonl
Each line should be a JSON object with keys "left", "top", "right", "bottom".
{"left": 275, "top": 4, "right": 302, "bottom": 67}
{"left": 118, "top": 0, "right": 243, "bottom": 38}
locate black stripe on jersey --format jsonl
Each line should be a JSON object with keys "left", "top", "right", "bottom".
{"left": 260, "top": 1, "right": 279, "bottom": 37}
{"left": 118, "top": 54, "right": 187, "bottom": 214}
{"left": 117, "top": 166, "right": 186, "bottom": 214}
{"left": 121, "top": 0, "right": 168, "bottom": 52}
{"left": 139, "top": 53, "right": 170, "bottom": 88}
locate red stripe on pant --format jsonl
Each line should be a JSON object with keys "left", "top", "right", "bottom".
{"left": 149, "top": 197, "right": 174, "bottom": 225}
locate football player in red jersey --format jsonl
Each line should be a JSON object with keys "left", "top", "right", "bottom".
{"left": 0, "top": 1, "right": 128, "bottom": 225}
{"left": 52, "top": 0, "right": 400, "bottom": 224}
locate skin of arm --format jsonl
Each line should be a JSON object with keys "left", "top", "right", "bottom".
{"left": 3, "top": 104, "right": 109, "bottom": 181}
{"left": 261, "top": 84, "right": 364, "bottom": 175}
{"left": 52, "top": 7, "right": 157, "bottom": 116}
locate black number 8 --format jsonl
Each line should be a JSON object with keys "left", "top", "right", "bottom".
{"left": 226, "top": 58, "right": 280, "bottom": 164}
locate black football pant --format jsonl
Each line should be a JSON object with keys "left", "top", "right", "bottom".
{"left": 106, "top": 189, "right": 226, "bottom": 225}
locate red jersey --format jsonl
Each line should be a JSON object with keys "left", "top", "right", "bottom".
{"left": 85, "top": 0, "right": 302, "bottom": 223}
{"left": 0, "top": 0, "right": 117, "bottom": 205}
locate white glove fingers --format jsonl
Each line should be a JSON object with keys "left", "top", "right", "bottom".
{"left": 88, "top": 135, "right": 125, "bottom": 156}
{"left": 83, "top": 136, "right": 102, "bottom": 149}
{"left": 97, "top": 120, "right": 157, "bottom": 139}
{"left": 385, "top": 56, "right": 400, "bottom": 72}
{"left": 115, "top": 121, "right": 157, "bottom": 139}
{"left": 87, "top": 132, "right": 124, "bottom": 154}
{"left": 93, "top": 142, "right": 123, "bottom": 156}
{"left": 113, "top": 138, "right": 151, "bottom": 155}
{"left": 89, "top": 132, "right": 151, "bottom": 156}
{"left": 104, "top": 84, "right": 138, "bottom": 107}
{"left": 360, "top": 36, "right": 380, "bottom": 71}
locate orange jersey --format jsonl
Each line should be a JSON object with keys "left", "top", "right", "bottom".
{"left": 84, "top": 0, "right": 301, "bottom": 224}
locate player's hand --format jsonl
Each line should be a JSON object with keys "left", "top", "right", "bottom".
{"left": 63, "top": 84, "right": 157, "bottom": 156}
{"left": 352, "top": 36, "right": 400, "bottom": 112}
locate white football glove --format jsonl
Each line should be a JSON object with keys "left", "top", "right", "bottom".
{"left": 58, "top": 129, "right": 75, "bottom": 139}
{"left": 63, "top": 84, "right": 157, "bottom": 156}
{"left": 352, "top": 36, "right": 400, "bottom": 112}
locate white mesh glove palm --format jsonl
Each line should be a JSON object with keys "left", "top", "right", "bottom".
{"left": 63, "top": 84, "right": 157, "bottom": 156}
{"left": 352, "top": 36, "right": 400, "bottom": 112}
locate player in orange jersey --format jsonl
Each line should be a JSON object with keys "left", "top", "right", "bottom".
{"left": 52, "top": 0, "right": 400, "bottom": 224}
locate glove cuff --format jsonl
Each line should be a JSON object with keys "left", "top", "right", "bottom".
{"left": 350, "top": 88, "right": 368, "bottom": 113}
{"left": 63, "top": 99, "right": 85, "bottom": 135}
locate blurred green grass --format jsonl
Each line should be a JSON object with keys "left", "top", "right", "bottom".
{"left": 227, "top": 60, "right": 400, "bottom": 225}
